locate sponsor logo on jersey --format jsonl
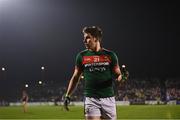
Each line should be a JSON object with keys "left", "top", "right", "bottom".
{"left": 82, "top": 55, "right": 111, "bottom": 72}
{"left": 82, "top": 55, "right": 111, "bottom": 64}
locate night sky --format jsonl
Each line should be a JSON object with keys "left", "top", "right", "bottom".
{"left": 0, "top": 0, "right": 179, "bottom": 96}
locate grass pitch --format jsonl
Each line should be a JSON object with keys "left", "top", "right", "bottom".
{"left": 0, "top": 105, "right": 180, "bottom": 119}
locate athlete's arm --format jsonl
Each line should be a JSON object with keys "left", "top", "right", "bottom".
{"left": 65, "top": 66, "right": 82, "bottom": 96}
{"left": 114, "top": 65, "right": 122, "bottom": 82}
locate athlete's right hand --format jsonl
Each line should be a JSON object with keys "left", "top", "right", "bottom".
{"left": 63, "top": 95, "right": 70, "bottom": 111}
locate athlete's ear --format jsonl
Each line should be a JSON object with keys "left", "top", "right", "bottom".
{"left": 94, "top": 38, "right": 99, "bottom": 42}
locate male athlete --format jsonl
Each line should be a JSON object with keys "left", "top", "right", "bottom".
{"left": 21, "top": 90, "right": 29, "bottom": 113}
{"left": 64, "top": 26, "right": 128, "bottom": 120}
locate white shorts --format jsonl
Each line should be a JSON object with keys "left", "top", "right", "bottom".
{"left": 84, "top": 97, "right": 116, "bottom": 120}
{"left": 22, "top": 101, "right": 26, "bottom": 105}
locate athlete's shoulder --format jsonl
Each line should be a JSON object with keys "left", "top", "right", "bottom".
{"left": 77, "top": 49, "right": 89, "bottom": 56}
{"left": 79, "top": 49, "right": 88, "bottom": 53}
{"left": 102, "top": 48, "right": 116, "bottom": 54}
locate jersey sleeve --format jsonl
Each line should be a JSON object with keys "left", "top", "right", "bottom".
{"left": 110, "top": 51, "right": 120, "bottom": 76}
{"left": 110, "top": 52, "right": 119, "bottom": 67}
{"left": 75, "top": 53, "right": 83, "bottom": 70}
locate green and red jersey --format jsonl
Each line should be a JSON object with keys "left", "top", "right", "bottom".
{"left": 75, "top": 48, "right": 119, "bottom": 98}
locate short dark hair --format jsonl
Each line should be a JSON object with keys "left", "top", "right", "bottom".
{"left": 82, "top": 26, "right": 103, "bottom": 40}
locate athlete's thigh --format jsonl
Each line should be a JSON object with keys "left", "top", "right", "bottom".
{"left": 84, "top": 97, "right": 101, "bottom": 118}
{"left": 100, "top": 97, "right": 117, "bottom": 120}
{"left": 22, "top": 101, "right": 26, "bottom": 106}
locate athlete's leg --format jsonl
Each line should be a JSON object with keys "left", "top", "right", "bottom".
{"left": 24, "top": 103, "right": 27, "bottom": 112}
{"left": 100, "top": 97, "right": 117, "bottom": 120}
{"left": 86, "top": 116, "right": 101, "bottom": 120}
{"left": 84, "top": 97, "right": 101, "bottom": 120}
{"left": 22, "top": 102, "right": 27, "bottom": 113}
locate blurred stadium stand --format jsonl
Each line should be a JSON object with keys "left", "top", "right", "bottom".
{"left": 0, "top": 77, "right": 179, "bottom": 106}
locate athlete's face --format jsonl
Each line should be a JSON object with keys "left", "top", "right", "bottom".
{"left": 83, "top": 33, "right": 97, "bottom": 50}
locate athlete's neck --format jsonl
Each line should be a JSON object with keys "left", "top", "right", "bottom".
{"left": 89, "top": 42, "right": 102, "bottom": 52}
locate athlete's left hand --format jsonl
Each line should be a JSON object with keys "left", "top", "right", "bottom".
{"left": 121, "top": 65, "right": 129, "bottom": 81}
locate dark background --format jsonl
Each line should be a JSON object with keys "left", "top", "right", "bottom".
{"left": 0, "top": 0, "right": 179, "bottom": 98}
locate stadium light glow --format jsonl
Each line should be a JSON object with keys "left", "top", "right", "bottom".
{"left": 41, "top": 66, "right": 45, "bottom": 70}
{"left": 122, "top": 65, "right": 126, "bottom": 68}
{"left": 25, "top": 84, "right": 28, "bottom": 88}
{"left": 38, "top": 80, "right": 42, "bottom": 85}
{"left": 81, "top": 75, "right": 84, "bottom": 79}
{"left": 2, "top": 67, "right": 5, "bottom": 71}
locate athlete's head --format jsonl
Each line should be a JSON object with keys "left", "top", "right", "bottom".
{"left": 82, "top": 26, "right": 102, "bottom": 50}
{"left": 82, "top": 26, "right": 102, "bottom": 41}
